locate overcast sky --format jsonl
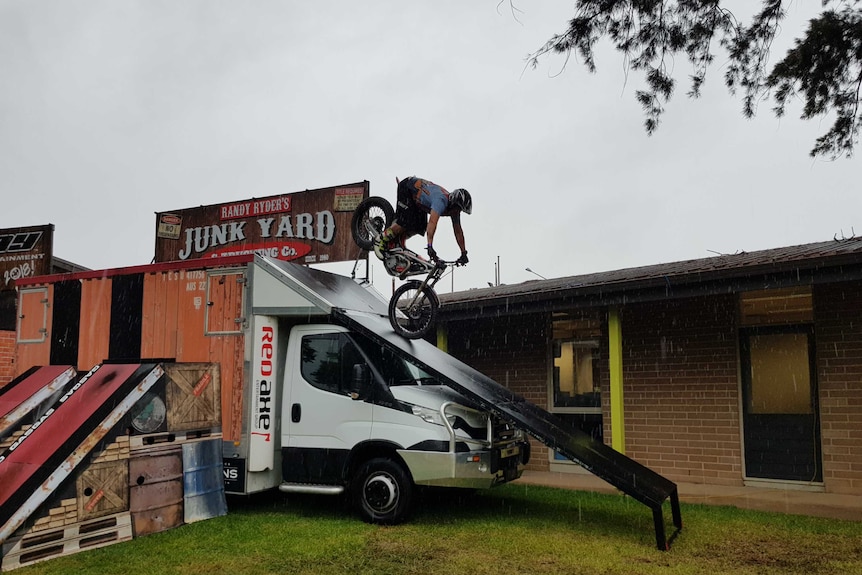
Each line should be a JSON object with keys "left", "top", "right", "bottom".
{"left": 1, "top": 1, "right": 858, "bottom": 293}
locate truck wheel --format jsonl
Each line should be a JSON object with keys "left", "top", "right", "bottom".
{"left": 352, "top": 458, "right": 413, "bottom": 524}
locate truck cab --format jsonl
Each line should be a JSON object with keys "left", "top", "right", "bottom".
{"left": 227, "top": 317, "right": 530, "bottom": 524}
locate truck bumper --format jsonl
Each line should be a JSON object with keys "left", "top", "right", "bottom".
{"left": 398, "top": 443, "right": 528, "bottom": 489}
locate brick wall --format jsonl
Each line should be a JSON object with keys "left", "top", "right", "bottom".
{"left": 443, "top": 286, "right": 862, "bottom": 491}
{"left": 620, "top": 295, "right": 742, "bottom": 486}
{"left": 445, "top": 300, "right": 744, "bottom": 481}
{"left": 0, "top": 330, "right": 15, "bottom": 388}
{"left": 446, "top": 313, "right": 550, "bottom": 470}
{"left": 814, "top": 281, "right": 862, "bottom": 495}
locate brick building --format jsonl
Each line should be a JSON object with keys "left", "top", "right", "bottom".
{"left": 0, "top": 330, "right": 15, "bottom": 387}
{"left": 437, "top": 238, "right": 862, "bottom": 496}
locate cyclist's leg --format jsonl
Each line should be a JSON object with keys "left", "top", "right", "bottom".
{"left": 377, "top": 192, "right": 426, "bottom": 256}
{"left": 375, "top": 183, "right": 415, "bottom": 258}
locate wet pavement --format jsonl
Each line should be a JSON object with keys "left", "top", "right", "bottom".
{"left": 518, "top": 470, "right": 862, "bottom": 522}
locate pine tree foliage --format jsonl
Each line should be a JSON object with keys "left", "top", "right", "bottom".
{"left": 527, "top": 1, "right": 862, "bottom": 159}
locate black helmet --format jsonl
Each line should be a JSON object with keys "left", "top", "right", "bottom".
{"left": 449, "top": 188, "right": 472, "bottom": 214}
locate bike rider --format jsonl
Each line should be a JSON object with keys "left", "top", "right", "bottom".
{"left": 373, "top": 176, "right": 471, "bottom": 264}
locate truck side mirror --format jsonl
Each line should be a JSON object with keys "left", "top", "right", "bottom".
{"left": 349, "top": 363, "right": 369, "bottom": 400}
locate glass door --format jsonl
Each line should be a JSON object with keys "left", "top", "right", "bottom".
{"left": 739, "top": 326, "right": 822, "bottom": 482}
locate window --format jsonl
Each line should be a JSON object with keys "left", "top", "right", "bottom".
{"left": 746, "top": 331, "right": 812, "bottom": 415}
{"left": 550, "top": 314, "right": 604, "bottom": 462}
{"left": 552, "top": 340, "right": 601, "bottom": 410}
{"left": 740, "top": 287, "right": 812, "bottom": 326}
{"left": 551, "top": 314, "right": 602, "bottom": 413}
{"left": 300, "top": 333, "right": 363, "bottom": 395}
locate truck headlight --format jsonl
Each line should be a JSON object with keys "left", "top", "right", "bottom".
{"left": 411, "top": 405, "right": 455, "bottom": 427}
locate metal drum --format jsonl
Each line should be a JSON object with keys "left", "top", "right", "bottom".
{"left": 128, "top": 447, "right": 184, "bottom": 536}
{"left": 182, "top": 439, "right": 227, "bottom": 523}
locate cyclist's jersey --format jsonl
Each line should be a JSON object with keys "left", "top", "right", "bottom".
{"left": 401, "top": 177, "right": 453, "bottom": 216}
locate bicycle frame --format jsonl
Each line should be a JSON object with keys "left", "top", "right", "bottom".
{"left": 398, "top": 258, "right": 450, "bottom": 309}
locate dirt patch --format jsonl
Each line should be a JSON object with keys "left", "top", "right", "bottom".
{"left": 695, "top": 533, "right": 862, "bottom": 574}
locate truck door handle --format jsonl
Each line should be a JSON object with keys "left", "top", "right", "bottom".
{"left": 291, "top": 403, "right": 301, "bottom": 423}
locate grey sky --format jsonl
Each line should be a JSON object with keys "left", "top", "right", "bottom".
{"left": 1, "top": 2, "right": 858, "bottom": 292}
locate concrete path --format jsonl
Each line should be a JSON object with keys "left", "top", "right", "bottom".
{"left": 518, "top": 470, "right": 862, "bottom": 522}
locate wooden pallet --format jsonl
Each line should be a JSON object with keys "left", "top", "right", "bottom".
{"left": 1, "top": 513, "right": 132, "bottom": 571}
{"left": 130, "top": 428, "right": 222, "bottom": 452}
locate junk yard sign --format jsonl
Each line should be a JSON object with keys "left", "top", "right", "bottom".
{"left": 154, "top": 182, "right": 369, "bottom": 264}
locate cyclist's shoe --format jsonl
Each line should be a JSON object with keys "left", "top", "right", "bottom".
{"left": 375, "top": 234, "right": 406, "bottom": 260}
{"left": 373, "top": 236, "right": 387, "bottom": 260}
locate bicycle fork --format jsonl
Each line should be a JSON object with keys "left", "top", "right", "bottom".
{"left": 402, "top": 266, "right": 444, "bottom": 313}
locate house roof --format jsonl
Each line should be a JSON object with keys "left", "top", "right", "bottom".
{"left": 437, "top": 237, "right": 862, "bottom": 319}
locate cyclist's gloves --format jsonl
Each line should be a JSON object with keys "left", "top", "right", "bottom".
{"left": 456, "top": 251, "right": 469, "bottom": 265}
{"left": 426, "top": 244, "right": 438, "bottom": 261}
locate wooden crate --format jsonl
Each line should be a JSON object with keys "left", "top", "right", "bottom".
{"left": 165, "top": 363, "right": 221, "bottom": 433}
{"left": 76, "top": 460, "right": 130, "bottom": 521}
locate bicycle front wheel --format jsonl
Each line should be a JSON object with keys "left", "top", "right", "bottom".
{"left": 351, "top": 196, "right": 394, "bottom": 251}
{"left": 389, "top": 281, "right": 439, "bottom": 340}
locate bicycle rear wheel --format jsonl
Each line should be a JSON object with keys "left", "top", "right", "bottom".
{"left": 351, "top": 196, "right": 394, "bottom": 251}
{"left": 389, "top": 280, "right": 439, "bottom": 340}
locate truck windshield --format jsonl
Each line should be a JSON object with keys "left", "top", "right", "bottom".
{"left": 351, "top": 334, "right": 433, "bottom": 386}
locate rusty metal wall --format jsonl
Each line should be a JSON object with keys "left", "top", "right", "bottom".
{"left": 77, "top": 278, "right": 112, "bottom": 371}
{"left": 140, "top": 268, "right": 244, "bottom": 441}
{"left": 14, "top": 258, "right": 246, "bottom": 438}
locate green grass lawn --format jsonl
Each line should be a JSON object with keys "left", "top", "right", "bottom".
{"left": 10, "top": 483, "right": 862, "bottom": 575}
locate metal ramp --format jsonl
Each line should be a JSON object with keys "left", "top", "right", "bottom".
{"left": 0, "top": 363, "right": 165, "bottom": 545}
{"left": 334, "top": 308, "right": 683, "bottom": 550}
{"left": 254, "top": 257, "right": 682, "bottom": 549}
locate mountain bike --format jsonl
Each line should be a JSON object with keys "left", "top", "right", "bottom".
{"left": 351, "top": 196, "right": 464, "bottom": 340}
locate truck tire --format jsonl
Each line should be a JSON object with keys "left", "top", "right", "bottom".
{"left": 351, "top": 196, "right": 394, "bottom": 251}
{"left": 352, "top": 458, "right": 413, "bottom": 524}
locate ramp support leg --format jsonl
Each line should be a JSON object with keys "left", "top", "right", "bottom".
{"left": 652, "top": 507, "right": 668, "bottom": 551}
{"left": 652, "top": 488, "right": 683, "bottom": 551}
{"left": 671, "top": 488, "right": 682, "bottom": 530}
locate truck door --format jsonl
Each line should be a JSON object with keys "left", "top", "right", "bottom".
{"left": 281, "top": 326, "right": 373, "bottom": 484}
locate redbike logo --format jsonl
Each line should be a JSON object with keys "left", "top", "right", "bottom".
{"left": 0, "top": 232, "right": 43, "bottom": 253}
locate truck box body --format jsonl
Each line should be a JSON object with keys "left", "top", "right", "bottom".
{"left": 15, "top": 258, "right": 246, "bottom": 441}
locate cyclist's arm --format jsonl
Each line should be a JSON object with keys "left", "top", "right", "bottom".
{"left": 452, "top": 214, "right": 466, "bottom": 255}
{"left": 426, "top": 210, "right": 441, "bottom": 247}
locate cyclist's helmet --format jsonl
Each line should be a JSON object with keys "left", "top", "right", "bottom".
{"left": 449, "top": 188, "right": 472, "bottom": 215}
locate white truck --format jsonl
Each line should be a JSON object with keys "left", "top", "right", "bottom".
{"left": 214, "top": 256, "right": 531, "bottom": 523}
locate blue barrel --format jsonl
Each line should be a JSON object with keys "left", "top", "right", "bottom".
{"left": 182, "top": 439, "right": 227, "bottom": 523}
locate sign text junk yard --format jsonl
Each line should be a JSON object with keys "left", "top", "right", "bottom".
{"left": 154, "top": 183, "right": 368, "bottom": 265}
